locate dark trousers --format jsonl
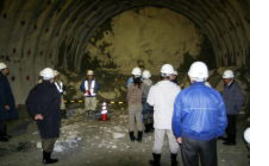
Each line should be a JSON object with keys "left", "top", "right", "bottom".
{"left": 181, "top": 137, "right": 217, "bottom": 166}
{"left": 0, "top": 120, "right": 7, "bottom": 136}
{"left": 226, "top": 115, "right": 237, "bottom": 143}
{"left": 42, "top": 138, "right": 57, "bottom": 152}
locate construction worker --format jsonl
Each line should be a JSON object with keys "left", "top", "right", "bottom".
{"left": 147, "top": 64, "right": 181, "bottom": 166}
{"left": 54, "top": 70, "right": 67, "bottom": 119}
{"left": 141, "top": 70, "right": 154, "bottom": 133}
{"left": 0, "top": 62, "right": 18, "bottom": 142}
{"left": 221, "top": 69, "right": 244, "bottom": 145}
{"left": 80, "top": 70, "right": 99, "bottom": 118}
{"left": 127, "top": 74, "right": 144, "bottom": 142}
{"left": 172, "top": 61, "right": 227, "bottom": 166}
{"left": 126, "top": 67, "right": 142, "bottom": 87}
{"left": 26, "top": 67, "right": 61, "bottom": 164}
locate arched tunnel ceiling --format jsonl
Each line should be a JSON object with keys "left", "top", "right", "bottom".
{"left": 0, "top": 0, "right": 250, "bottom": 68}
{"left": 0, "top": 0, "right": 249, "bottom": 104}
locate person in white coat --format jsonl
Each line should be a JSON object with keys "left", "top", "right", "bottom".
{"left": 147, "top": 64, "right": 181, "bottom": 166}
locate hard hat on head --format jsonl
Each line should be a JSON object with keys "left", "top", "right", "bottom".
{"left": 160, "top": 64, "right": 174, "bottom": 76}
{"left": 222, "top": 69, "right": 234, "bottom": 79}
{"left": 87, "top": 70, "right": 94, "bottom": 75}
{"left": 188, "top": 61, "right": 208, "bottom": 82}
{"left": 54, "top": 70, "right": 59, "bottom": 76}
{"left": 0, "top": 62, "right": 7, "bottom": 70}
{"left": 131, "top": 67, "right": 142, "bottom": 76}
{"left": 142, "top": 70, "right": 151, "bottom": 79}
{"left": 40, "top": 67, "right": 55, "bottom": 80}
{"left": 243, "top": 127, "right": 250, "bottom": 144}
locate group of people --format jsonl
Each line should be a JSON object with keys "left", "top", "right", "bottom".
{"left": 0, "top": 60, "right": 245, "bottom": 166}
{"left": 0, "top": 63, "right": 100, "bottom": 164}
{"left": 26, "top": 67, "right": 101, "bottom": 164}
{"left": 127, "top": 61, "right": 245, "bottom": 166}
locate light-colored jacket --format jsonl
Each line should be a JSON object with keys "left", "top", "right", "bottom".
{"left": 147, "top": 80, "right": 181, "bottom": 130}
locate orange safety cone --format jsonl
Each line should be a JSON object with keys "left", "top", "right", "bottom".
{"left": 100, "top": 102, "right": 108, "bottom": 121}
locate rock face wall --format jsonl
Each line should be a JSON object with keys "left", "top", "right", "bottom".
{"left": 86, "top": 7, "right": 202, "bottom": 75}
{"left": 0, "top": 0, "right": 249, "bottom": 104}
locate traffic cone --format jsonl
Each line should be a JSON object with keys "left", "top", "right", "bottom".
{"left": 100, "top": 102, "right": 108, "bottom": 121}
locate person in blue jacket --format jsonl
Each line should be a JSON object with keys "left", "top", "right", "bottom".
{"left": 172, "top": 61, "right": 227, "bottom": 166}
{"left": 0, "top": 62, "right": 18, "bottom": 142}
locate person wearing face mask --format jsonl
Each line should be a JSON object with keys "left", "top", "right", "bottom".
{"left": 127, "top": 74, "right": 144, "bottom": 142}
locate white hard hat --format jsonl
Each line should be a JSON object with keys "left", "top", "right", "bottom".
{"left": 87, "top": 70, "right": 94, "bottom": 75}
{"left": 160, "top": 64, "right": 174, "bottom": 76}
{"left": 222, "top": 69, "right": 234, "bottom": 79}
{"left": 0, "top": 62, "right": 7, "bottom": 70}
{"left": 188, "top": 61, "right": 208, "bottom": 82}
{"left": 54, "top": 70, "right": 59, "bottom": 76}
{"left": 131, "top": 67, "right": 142, "bottom": 76}
{"left": 40, "top": 67, "right": 55, "bottom": 80}
{"left": 243, "top": 127, "right": 250, "bottom": 144}
{"left": 142, "top": 70, "right": 151, "bottom": 79}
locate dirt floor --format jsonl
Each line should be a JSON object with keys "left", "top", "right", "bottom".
{"left": 0, "top": 105, "right": 249, "bottom": 166}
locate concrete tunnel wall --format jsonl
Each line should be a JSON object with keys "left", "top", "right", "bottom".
{"left": 0, "top": 0, "right": 249, "bottom": 104}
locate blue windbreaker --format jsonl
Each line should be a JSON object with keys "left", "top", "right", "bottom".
{"left": 172, "top": 82, "right": 227, "bottom": 140}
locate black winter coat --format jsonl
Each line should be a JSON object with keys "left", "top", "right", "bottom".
{"left": 26, "top": 81, "right": 61, "bottom": 139}
{"left": 0, "top": 73, "right": 18, "bottom": 120}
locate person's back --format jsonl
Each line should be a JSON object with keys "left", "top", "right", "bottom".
{"left": 147, "top": 64, "right": 181, "bottom": 166}
{"left": 173, "top": 82, "right": 227, "bottom": 140}
{"left": 172, "top": 61, "right": 227, "bottom": 166}
{"left": 148, "top": 80, "right": 180, "bottom": 129}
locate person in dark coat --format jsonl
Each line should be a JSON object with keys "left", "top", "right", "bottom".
{"left": 26, "top": 67, "right": 61, "bottom": 164}
{"left": 0, "top": 62, "right": 18, "bottom": 142}
{"left": 222, "top": 69, "right": 244, "bottom": 145}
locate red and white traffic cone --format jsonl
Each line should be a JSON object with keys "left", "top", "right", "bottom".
{"left": 100, "top": 102, "right": 108, "bottom": 121}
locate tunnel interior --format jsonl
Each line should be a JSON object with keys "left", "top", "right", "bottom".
{"left": 0, "top": 1, "right": 250, "bottom": 165}
{"left": 0, "top": 0, "right": 249, "bottom": 104}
